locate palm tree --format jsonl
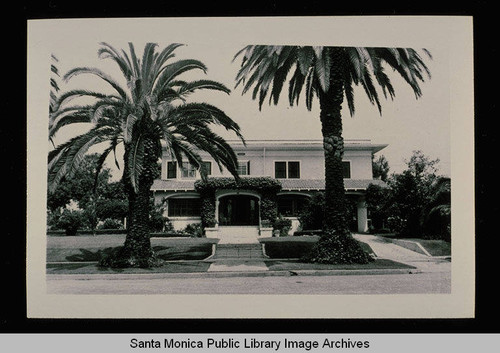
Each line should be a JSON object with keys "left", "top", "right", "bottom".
{"left": 234, "top": 45, "right": 431, "bottom": 263}
{"left": 48, "top": 42, "right": 244, "bottom": 267}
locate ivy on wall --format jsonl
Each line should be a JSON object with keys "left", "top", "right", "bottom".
{"left": 194, "top": 177, "right": 282, "bottom": 228}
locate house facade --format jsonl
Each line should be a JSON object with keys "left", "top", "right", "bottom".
{"left": 152, "top": 139, "right": 387, "bottom": 242}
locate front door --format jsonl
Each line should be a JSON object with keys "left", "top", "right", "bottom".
{"left": 218, "top": 195, "right": 259, "bottom": 226}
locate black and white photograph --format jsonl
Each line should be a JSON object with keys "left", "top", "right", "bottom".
{"left": 26, "top": 16, "right": 474, "bottom": 319}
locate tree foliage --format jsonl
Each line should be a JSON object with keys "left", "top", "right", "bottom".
{"left": 234, "top": 45, "right": 431, "bottom": 114}
{"left": 365, "top": 150, "right": 450, "bottom": 240}
{"left": 372, "top": 154, "right": 390, "bottom": 182}
{"left": 47, "top": 153, "right": 112, "bottom": 212}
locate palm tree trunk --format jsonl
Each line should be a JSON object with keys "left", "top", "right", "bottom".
{"left": 303, "top": 48, "right": 373, "bottom": 264}
{"left": 122, "top": 171, "right": 154, "bottom": 261}
{"left": 318, "top": 47, "right": 348, "bottom": 234}
{"left": 102, "top": 136, "right": 160, "bottom": 268}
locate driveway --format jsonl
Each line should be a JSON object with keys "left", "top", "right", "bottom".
{"left": 352, "top": 233, "right": 451, "bottom": 273}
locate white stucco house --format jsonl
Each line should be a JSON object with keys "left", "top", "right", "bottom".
{"left": 152, "top": 139, "right": 387, "bottom": 242}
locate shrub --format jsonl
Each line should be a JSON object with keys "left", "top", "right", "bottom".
{"left": 273, "top": 217, "right": 292, "bottom": 237}
{"left": 97, "top": 218, "right": 123, "bottom": 230}
{"left": 260, "top": 197, "right": 278, "bottom": 223}
{"left": 56, "top": 209, "right": 85, "bottom": 236}
{"left": 386, "top": 216, "right": 407, "bottom": 236}
{"left": 298, "top": 192, "right": 325, "bottom": 230}
{"left": 183, "top": 223, "right": 204, "bottom": 238}
{"left": 47, "top": 209, "right": 61, "bottom": 230}
{"left": 199, "top": 193, "right": 216, "bottom": 228}
{"left": 149, "top": 203, "right": 172, "bottom": 232}
{"left": 303, "top": 230, "right": 374, "bottom": 264}
{"left": 263, "top": 240, "right": 317, "bottom": 258}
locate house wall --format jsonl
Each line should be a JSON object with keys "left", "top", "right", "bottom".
{"left": 156, "top": 140, "right": 383, "bottom": 235}
{"left": 161, "top": 142, "right": 374, "bottom": 180}
{"left": 153, "top": 191, "right": 202, "bottom": 231}
{"left": 343, "top": 149, "right": 374, "bottom": 179}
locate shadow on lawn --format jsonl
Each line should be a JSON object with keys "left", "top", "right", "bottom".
{"left": 64, "top": 245, "right": 212, "bottom": 263}
{"left": 65, "top": 247, "right": 117, "bottom": 262}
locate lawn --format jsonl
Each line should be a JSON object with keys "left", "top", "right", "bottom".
{"left": 47, "top": 234, "right": 218, "bottom": 263}
{"left": 404, "top": 239, "right": 451, "bottom": 256}
{"left": 265, "top": 259, "right": 414, "bottom": 271}
{"left": 374, "top": 235, "right": 451, "bottom": 257}
{"left": 46, "top": 261, "right": 211, "bottom": 274}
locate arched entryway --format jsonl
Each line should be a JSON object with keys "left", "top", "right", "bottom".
{"left": 218, "top": 194, "right": 260, "bottom": 226}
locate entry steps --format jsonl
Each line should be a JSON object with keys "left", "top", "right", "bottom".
{"left": 211, "top": 243, "right": 267, "bottom": 260}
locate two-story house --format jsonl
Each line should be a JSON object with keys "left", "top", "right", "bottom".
{"left": 151, "top": 139, "right": 387, "bottom": 242}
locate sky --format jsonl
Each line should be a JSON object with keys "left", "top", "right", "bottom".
{"left": 47, "top": 17, "right": 451, "bottom": 178}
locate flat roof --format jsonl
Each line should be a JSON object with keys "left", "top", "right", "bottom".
{"left": 161, "top": 139, "right": 387, "bottom": 153}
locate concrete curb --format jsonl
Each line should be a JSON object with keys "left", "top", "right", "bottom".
{"left": 47, "top": 267, "right": 419, "bottom": 281}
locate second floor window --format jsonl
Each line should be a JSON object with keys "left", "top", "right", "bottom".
{"left": 181, "top": 162, "right": 196, "bottom": 178}
{"left": 275, "top": 161, "right": 300, "bottom": 179}
{"left": 237, "top": 161, "right": 250, "bottom": 176}
{"left": 167, "top": 161, "right": 177, "bottom": 179}
{"left": 200, "top": 161, "right": 212, "bottom": 176}
{"left": 342, "top": 161, "right": 351, "bottom": 179}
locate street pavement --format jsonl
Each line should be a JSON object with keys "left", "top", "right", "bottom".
{"left": 47, "top": 271, "right": 450, "bottom": 295}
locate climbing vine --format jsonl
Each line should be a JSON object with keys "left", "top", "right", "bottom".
{"left": 194, "top": 177, "right": 282, "bottom": 228}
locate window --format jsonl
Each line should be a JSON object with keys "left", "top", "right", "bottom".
{"left": 288, "top": 161, "right": 300, "bottom": 179}
{"left": 167, "top": 161, "right": 177, "bottom": 179}
{"left": 277, "top": 195, "right": 309, "bottom": 217}
{"left": 181, "top": 162, "right": 196, "bottom": 178}
{"left": 168, "top": 198, "right": 201, "bottom": 217}
{"left": 342, "top": 161, "right": 351, "bottom": 179}
{"left": 274, "top": 161, "right": 300, "bottom": 179}
{"left": 274, "top": 162, "right": 287, "bottom": 179}
{"left": 237, "top": 161, "right": 250, "bottom": 176}
{"left": 200, "top": 161, "right": 212, "bottom": 176}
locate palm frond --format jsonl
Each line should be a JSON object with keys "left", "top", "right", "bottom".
{"left": 175, "top": 80, "right": 231, "bottom": 97}
{"left": 49, "top": 112, "right": 92, "bottom": 140}
{"left": 288, "top": 66, "right": 306, "bottom": 107}
{"left": 304, "top": 67, "right": 316, "bottom": 111}
{"left": 314, "top": 47, "right": 331, "bottom": 93}
{"left": 153, "top": 59, "right": 207, "bottom": 97}
{"left": 55, "top": 89, "right": 118, "bottom": 110}
{"left": 343, "top": 70, "right": 356, "bottom": 116}
{"left": 48, "top": 127, "right": 110, "bottom": 192}
{"left": 127, "top": 134, "right": 145, "bottom": 193}
{"left": 98, "top": 42, "right": 134, "bottom": 80}
{"left": 64, "top": 67, "right": 130, "bottom": 101}
{"left": 123, "top": 113, "right": 140, "bottom": 143}
{"left": 297, "top": 46, "right": 314, "bottom": 76}
{"left": 269, "top": 53, "right": 295, "bottom": 105}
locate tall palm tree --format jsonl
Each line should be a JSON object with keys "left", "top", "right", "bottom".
{"left": 48, "top": 42, "right": 244, "bottom": 267}
{"left": 234, "top": 45, "right": 431, "bottom": 263}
